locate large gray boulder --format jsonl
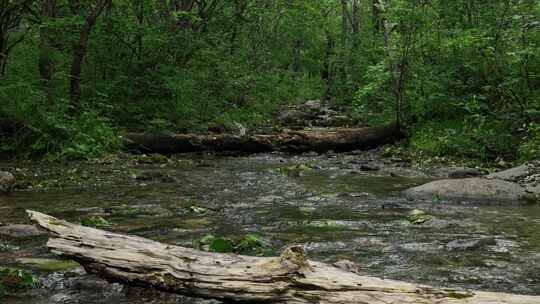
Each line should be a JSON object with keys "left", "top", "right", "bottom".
{"left": 405, "top": 162, "right": 540, "bottom": 203}
{"left": 0, "top": 171, "right": 15, "bottom": 194}
{"left": 404, "top": 178, "right": 528, "bottom": 202}
{"left": 486, "top": 164, "right": 530, "bottom": 182}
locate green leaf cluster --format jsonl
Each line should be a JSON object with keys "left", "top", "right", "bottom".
{"left": 193, "top": 234, "right": 274, "bottom": 256}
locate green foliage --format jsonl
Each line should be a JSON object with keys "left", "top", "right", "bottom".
{"left": 0, "top": 74, "right": 119, "bottom": 159}
{"left": 0, "top": 267, "right": 37, "bottom": 297}
{"left": 0, "top": 0, "right": 538, "bottom": 162}
{"left": 409, "top": 117, "right": 518, "bottom": 161}
{"left": 278, "top": 164, "right": 313, "bottom": 178}
{"left": 519, "top": 123, "right": 540, "bottom": 161}
{"left": 235, "top": 234, "right": 271, "bottom": 256}
{"left": 407, "top": 209, "right": 431, "bottom": 225}
{"left": 194, "top": 234, "right": 273, "bottom": 256}
{"left": 80, "top": 216, "right": 111, "bottom": 228}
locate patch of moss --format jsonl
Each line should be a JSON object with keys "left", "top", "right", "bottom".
{"left": 17, "top": 258, "right": 80, "bottom": 272}
{"left": 277, "top": 164, "right": 313, "bottom": 177}
{"left": 193, "top": 234, "right": 274, "bottom": 256}
{"left": 80, "top": 216, "right": 111, "bottom": 228}
{"left": 446, "top": 290, "right": 474, "bottom": 299}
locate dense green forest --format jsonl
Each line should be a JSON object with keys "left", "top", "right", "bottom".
{"left": 0, "top": 0, "right": 539, "bottom": 161}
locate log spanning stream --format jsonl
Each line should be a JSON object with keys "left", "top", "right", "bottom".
{"left": 1, "top": 153, "right": 540, "bottom": 303}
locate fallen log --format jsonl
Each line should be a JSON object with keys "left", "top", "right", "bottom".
{"left": 28, "top": 210, "right": 539, "bottom": 304}
{"left": 123, "top": 123, "right": 400, "bottom": 154}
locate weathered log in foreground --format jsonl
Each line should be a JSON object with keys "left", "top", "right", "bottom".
{"left": 123, "top": 123, "right": 400, "bottom": 154}
{"left": 28, "top": 210, "right": 539, "bottom": 304}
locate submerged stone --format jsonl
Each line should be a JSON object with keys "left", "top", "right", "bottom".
{"left": 0, "top": 225, "right": 45, "bottom": 238}
{"left": 16, "top": 258, "right": 81, "bottom": 272}
{"left": 448, "top": 167, "right": 483, "bottom": 179}
{"left": 360, "top": 164, "right": 380, "bottom": 171}
{"left": 446, "top": 238, "right": 496, "bottom": 251}
{"left": 398, "top": 242, "right": 444, "bottom": 253}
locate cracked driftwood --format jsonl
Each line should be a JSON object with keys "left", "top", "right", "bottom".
{"left": 28, "top": 210, "right": 540, "bottom": 304}
{"left": 123, "top": 123, "right": 400, "bottom": 154}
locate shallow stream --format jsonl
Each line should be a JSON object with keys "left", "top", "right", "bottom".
{"left": 1, "top": 153, "right": 540, "bottom": 303}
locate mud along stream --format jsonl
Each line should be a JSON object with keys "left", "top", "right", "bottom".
{"left": 1, "top": 152, "right": 540, "bottom": 304}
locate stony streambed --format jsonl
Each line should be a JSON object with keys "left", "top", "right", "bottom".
{"left": 1, "top": 152, "right": 540, "bottom": 303}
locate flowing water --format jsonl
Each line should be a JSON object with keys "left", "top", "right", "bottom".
{"left": 1, "top": 153, "right": 540, "bottom": 303}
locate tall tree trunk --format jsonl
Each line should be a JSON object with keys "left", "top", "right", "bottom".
{"left": 322, "top": 30, "right": 334, "bottom": 101}
{"left": 339, "top": 0, "right": 351, "bottom": 91}
{"left": 39, "top": 0, "right": 56, "bottom": 103}
{"left": 372, "top": 0, "right": 383, "bottom": 33}
{"left": 0, "top": 1, "right": 31, "bottom": 77}
{"left": 0, "top": 35, "right": 7, "bottom": 76}
{"left": 229, "top": 0, "right": 246, "bottom": 56}
{"left": 340, "top": 0, "right": 350, "bottom": 45}
{"left": 349, "top": 0, "right": 361, "bottom": 85}
{"left": 69, "top": 0, "right": 110, "bottom": 109}
{"left": 351, "top": 0, "right": 361, "bottom": 36}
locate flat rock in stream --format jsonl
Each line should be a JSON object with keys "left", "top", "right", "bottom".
{"left": 0, "top": 224, "right": 46, "bottom": 238}
{"left": 404, "top": 178, "right": 527, "bottom": 202}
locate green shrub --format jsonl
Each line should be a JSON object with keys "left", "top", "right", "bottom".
{"left": 0, "top": 267, "right": 37, "bottom": 297}
{"left": 519, "top": 123, "right": 540, "bottom": 161}
{"left": 409, "top": 117, "right": 517, "bottom": 161}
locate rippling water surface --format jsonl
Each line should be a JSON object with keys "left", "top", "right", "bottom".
{"left": 1, "top": 153, "right": 539, "bottom": 303}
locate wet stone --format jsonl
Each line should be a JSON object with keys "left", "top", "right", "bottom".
{"left": 488, "top": 239, "right": 520, "bottom": 253}
{"left": 445, "top": 238, "right": 496, "bottom": 251}
{"left": 398, "top": 242, "right": 444, "bottom": 253}
{"left": 304, "top": 241, "right": 350, "bottom": 253}
{"left": 360, "top": 164, "right": 380, "bottom": 171}
{"left": 0, "top": 224, "right": 45, "bottom": 238}
{"left": 131, "top": 171, "right": 176, "bottom": 183}
{"left": 448, "top": 167, "right": 483, "bottom": 179}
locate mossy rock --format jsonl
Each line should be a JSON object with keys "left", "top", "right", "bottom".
{"left": 80, "top": 216, "right": 111, "bottom": 228}
{"left": 16, "top": 258, "right": 81, "bottom": 272}
{"left": 407, "top": 209, "right": 431, "bottom": 225}
{"left": 278, "top": 164, "right": 313, "bottom": 177}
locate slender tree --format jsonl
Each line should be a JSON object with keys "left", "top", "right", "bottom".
{"left": 38, "top": 0, "right": 56, "bottom": 103}
{"left": 0, "top": 0, "right": 33, "bottom": 76}
{"left": 68, "top": 0, "right": 111, "bottom": 108}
